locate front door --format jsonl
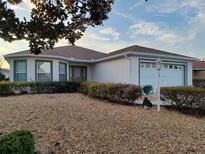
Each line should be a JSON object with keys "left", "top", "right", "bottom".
{"left": 69, "top": 66, "right": 87, "bottom": 82}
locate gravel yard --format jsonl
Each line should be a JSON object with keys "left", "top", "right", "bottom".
{"left": 0, "top": 93, "right": 204, "bottom": 154}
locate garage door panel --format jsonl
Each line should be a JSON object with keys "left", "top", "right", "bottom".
{"left": 140, "top": 62, "right": 185, "bottom": 90}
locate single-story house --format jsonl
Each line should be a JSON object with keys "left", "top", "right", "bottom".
{"left": 193, "top": 61, "right": 205, "bottom": 80}
{"left": 4, "top": 45, "right": 197, "bottom": 90}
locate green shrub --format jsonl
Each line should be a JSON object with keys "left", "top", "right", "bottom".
{"left": 0, "top": 82, "right": 14, "bottom": 96}
{"left": 0, "top": 81, "right": 80, "bottom": 96}
{"left": 143, "top": 85, "right": 153, "bottom": 95}
{"left": 161, "top": 86, "right": 205, "bottom": 114}
{"left": 81, "top": 82, "right": 142, "bottom": 104}
{"left": 0, "top": 130, "right": 35, "bottom": 154}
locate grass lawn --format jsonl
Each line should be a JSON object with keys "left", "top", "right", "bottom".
{"left": 0, "top": 93, "right": 204, "bottom": 153}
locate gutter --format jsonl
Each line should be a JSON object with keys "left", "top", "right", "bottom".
{"left": 94, "top": 51, "right": 199, "bottom": 63}
{"left": 4, "top": 54, "right": 92, "bottom": 63}
{"left": 4, "top": 51, "right": 199, "bottom": 64}
{"left": 193, "top": 68, "right": 205, "bottom": 71}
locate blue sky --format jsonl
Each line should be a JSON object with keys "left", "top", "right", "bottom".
{"left": 1, "top": 0, "right": 205, "bottom": 67}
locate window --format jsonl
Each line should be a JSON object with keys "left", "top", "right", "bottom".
{"left": 14, "top": 60, "right": 27, "bottom": 81}
{"left": 36, "top": 61, "right": 52, "bottom": 82}
{"left": 152, "top": 63, "right": 156, "bottom": 68}
{"left": 145, "top": 63, "right": 150, "bottom": 68}
{"left": 169, "top": 65, "right": 173, "bottom": 69}
{"left": 140, "top": 63, "right": 144, "bottom": 68}
{"left": 59, "top": 62, "right": 67, "bottom": 81}
{"left": 69, "top": 66, "right": 87, "bottom": 82}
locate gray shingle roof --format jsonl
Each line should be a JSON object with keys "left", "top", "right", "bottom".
{"left": 5, "top": 45, "right": 106, "bottom": 60}
{"left": 107, "top": 45, "right": 194, "bottom": 59}
{"left": 4, "top": 45, "right": 197, "bottom": 61}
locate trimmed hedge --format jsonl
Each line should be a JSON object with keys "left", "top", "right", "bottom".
{"left": 161, "top": 86, "right": 205, "bottom": 114}
{"left": 0, "top": 130, "right": 35, "bottom": 154}
{"left": 81, "top": 82, "right": 142, "bottom": 104}
{"left": 0, "top": 81, "right": 80, "bottom": 96}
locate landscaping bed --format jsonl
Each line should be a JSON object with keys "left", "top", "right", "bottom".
{"left": 0, "top": 93, "right": 204, "bottom": 153}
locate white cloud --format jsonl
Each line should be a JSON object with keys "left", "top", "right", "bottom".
{"left": 8, "top": 0, "right": 34, "bottom": 10}
{"left": 145, "top": 0, "right": 179, "bottom": 14}
{"left": 129, "top": 1, "right": 145, "bottom": 10}
{"left": 55, "top": 27, "right": 126, "bottom": 53}
{"left": 129, "top": 21, "right": 196, "bottom": 45}
{"left": 75, "top": 29, "right": 127, "bottom": 53}
{"left": 0, "top": 40, "right": 29, "bottom": 69}
{"left": 144, "top": 0, "right": 205, "bottom": 15}
{"left": 0, "top": 40, "right": 28, "bottom": 56}
{"left": 129, "top": 21, "right": 161, "bottom": 37}
{"left": 99, "top": 27, "right": 120, "bottom": 41}
{"left": 113, "top": 11, "right": 136, "bottom": 23}
{"left": 180, "top": 0, "right": 205, "bottom": 13}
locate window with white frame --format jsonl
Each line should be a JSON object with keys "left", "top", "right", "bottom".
{"left": 36, "top": 61, "right": 52, "bottom": 82}
{"left": 59, "top": 62, "right": 67, "bottom": 81}
{"left": 14, "top": 60, "right": 27, "bottom": 81}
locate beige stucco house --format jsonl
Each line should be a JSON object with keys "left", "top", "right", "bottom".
{"left": 4, "top": 45, "right": 197, "bottom": 90}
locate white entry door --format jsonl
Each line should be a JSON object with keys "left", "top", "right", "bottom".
{"left": 140, "top": 61, "right": 185, "bottom": 90}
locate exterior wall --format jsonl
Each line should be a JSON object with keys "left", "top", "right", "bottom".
{"left": 193, "top": 70, "right": 205, "bottom": 79}
{"left": 27, "top": 58, "right": 35, "bottom": 81}
{"left": 53, "top": 59, "right": 59, "bottom": 81}
{"left": 92, "top": 58, "right": 130, "bottom": 83}
{"left": 129, "top": 57, "right": 139, "bottom": 85}
{"left": 6, "top": 56, "right": 194, "bottom": 86}
{"left": 9, "top": 59, "right": 14, "bottom": 81}
{"left": 187, "top": 62, "right": 193, "bottom": 85}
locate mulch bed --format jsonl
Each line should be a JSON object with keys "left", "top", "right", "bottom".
{"left": 0, "top": 93, "right": 204, "bottom": 153}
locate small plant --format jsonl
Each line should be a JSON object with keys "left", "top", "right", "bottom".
{"left": 0, "top": 130, "right": 35, "bottom": 154}
{"left": 143, "top": 85, "right": 153, "bottom": 95}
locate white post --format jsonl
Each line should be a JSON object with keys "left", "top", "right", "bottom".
{"left": 157, "top": 69, "right": 160, "bottom": 112}
{"left": 156, "top": 58, "right": 162, "bottom": 112}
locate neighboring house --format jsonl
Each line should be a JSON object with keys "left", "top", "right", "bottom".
{"left": 4, "top": 45, "right": 197, "bottom": 89}
{"left": 193, "top": 61, "right": 205, "bottom": 80}
{"left": 0, "top": 68, "right": 10, "bottom": 78}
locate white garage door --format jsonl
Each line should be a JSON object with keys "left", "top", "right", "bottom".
{"left": 140, "top": 61, "right": 185, "bottom": 90}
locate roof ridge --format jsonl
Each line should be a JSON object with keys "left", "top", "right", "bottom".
{"left": 108, "top": 44, "right": 195, "bottom": 59}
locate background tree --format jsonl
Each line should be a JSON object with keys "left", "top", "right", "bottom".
{"left": 0, "top": 0, "right": 114, "bottom": 54}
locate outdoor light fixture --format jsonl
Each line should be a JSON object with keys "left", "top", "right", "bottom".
{"left": 156, "top": 58, "right": 162, "bottom": 112}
